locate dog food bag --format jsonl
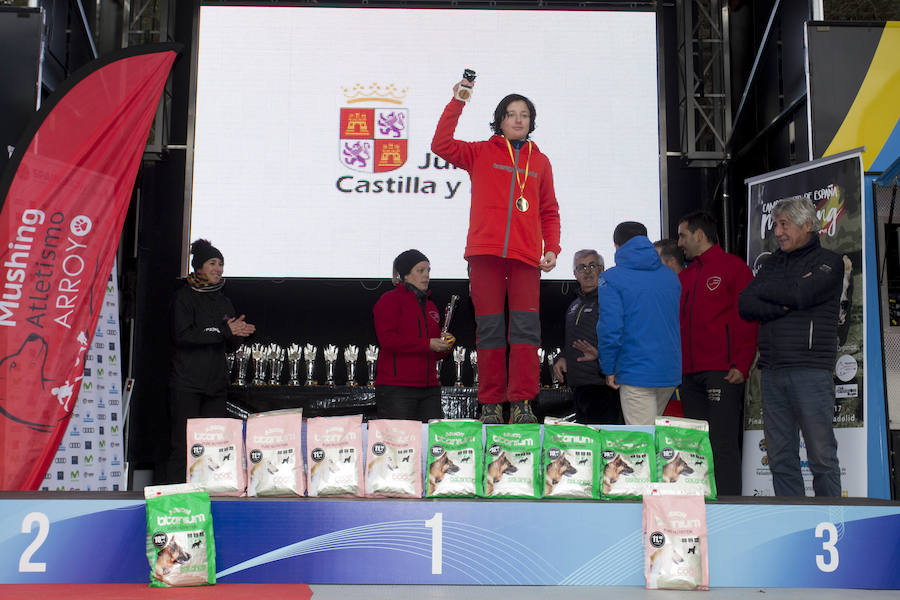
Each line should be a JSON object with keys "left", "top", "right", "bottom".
{"left": 245, "top": 409, "right": 305, "bottom": 497}
{"left": 482, "top": 424, "right": 542, "bottom": 499}
{"left": 642, "top": 490, "right": 709, "bottom": 590}
{"left": 542, "top": 424, "right": 601, "bottom": 499}
{"left": 306, "top": 414, "right": 364, "bottom": 497}
{"left": 426, "top": 419, "right": 483, "bottom": 497}
{"left": 145, "top": 483, "right": 215, "bottom": 588}
{"left": 365, "top": 419, "right": 422, "bottom": 498}
{"left": 599, "top": 429, "right": 656, "bottom": 500}
{"left": 654, "top": 420, "right": 717, "bottom": 500}
{"left": 185, "top": 418, "right": 246, "bottom": 496}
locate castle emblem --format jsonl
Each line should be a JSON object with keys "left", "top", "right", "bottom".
{"left": 339, "top": 82, "right": 409, "bottom": 173}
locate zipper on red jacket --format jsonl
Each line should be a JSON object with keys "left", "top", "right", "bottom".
{"left": 501, "top": 144, "right": 519, "bottom": 258}
{"left": 419, "top": 302, "right": 430, "bottom": 385}
{"left": 687, "top": 260, "right": 702, "bottom": 373}
{"left": 725, "top": 324, "right": 731, "bottom": 366}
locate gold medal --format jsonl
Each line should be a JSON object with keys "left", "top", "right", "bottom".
{"left": 505, "top": 138, "right": 533, "bottom": 213}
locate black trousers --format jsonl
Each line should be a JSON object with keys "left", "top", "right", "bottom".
{"left": 375, "top": 385, "right": 442, "bottom": 421}
{"left": 680, "top": 370, "right": 745, "bottom": 496}
{"left": 163, "top": 387, "right": 226, "bottom": 483}
{"left": 573, "top": 384, "right": 622, "bottom": 425}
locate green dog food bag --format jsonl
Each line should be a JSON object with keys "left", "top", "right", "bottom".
{"left": 145, "top": 483, "right": 215, "bottom": 588}
{"left": 542, "top": 424, "right": 601, "bottom": 499}
{"left": 654, "top": 417, "right": 717, "bottom": 500}
{"left": 426, "top": 419, "right": 483, "bottom": 497}
{"left": 599, "top": 429, "right": 656, "bottom": 500}
{"left": 482, "top": 424, "right": 542, "bottom": 499}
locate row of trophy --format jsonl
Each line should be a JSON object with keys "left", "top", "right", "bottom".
{"left": 227, "top": 344, "right": 568, "bottom": 388}
{"left": 227, "top": 343, "right": 379, "bottom": 387}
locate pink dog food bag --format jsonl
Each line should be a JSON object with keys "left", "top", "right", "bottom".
{"left": 185, "top": 418, "right": 246, "bottom": 496}
{"left": 245, "top": 409, "right": 305, "bottom": 497}
{"left": 306, "top": 414, "right": 364, "bottom": 497}
{"left": 365, "top": 419, "right": 422, "bottom": 498}
{"left": 642, "top": 490, "right": 709, "bottom": 590}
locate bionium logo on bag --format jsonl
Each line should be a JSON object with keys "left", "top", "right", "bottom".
{"left": 339, "top": 82, "right": 409, "bottom": 173}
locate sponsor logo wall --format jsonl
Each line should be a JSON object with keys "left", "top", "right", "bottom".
{"left": 42, "top": 264, "right": 124, "bottom": 491}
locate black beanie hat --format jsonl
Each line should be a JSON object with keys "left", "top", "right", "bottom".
{"left": 393, "top": 249, "right": 429, "bottom": 281}
{"left": 190, "top": 239, "right": 224, "bottom": 271}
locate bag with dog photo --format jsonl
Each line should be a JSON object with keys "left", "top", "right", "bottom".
{"left": 245, "top": 408, "right": 305, "bottom": 497}
{"left": 482, "top": 424, "right": 542, "bottom": 499}
{"left": 145, "top": 483, "right": 216, "bottom": 588}
{"left": 654, "top": 417, "right": 717, "bottom": 500}
{"left": 599, "top": 429, "right": 656, "bottom": 500}
{"left": 426, "top": 419, "right": 483, "bottom": 497}
{"left": 306, "top": 414, "right": 365, "bottom": 497}
{"left": 642, "top": 486, "right": 709, "bottom": 590}
{"left": 365, "top": 419, "right": 423, "bottom": 498}
{"left": 185, "top": 418, "right": 246, "bottom": 496}
{"left": 542, "top": 424, "right": 601, "bottom": 499}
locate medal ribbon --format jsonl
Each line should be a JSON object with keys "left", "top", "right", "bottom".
{"left": 505, "top": 138, "right": 532, "bottom": 204}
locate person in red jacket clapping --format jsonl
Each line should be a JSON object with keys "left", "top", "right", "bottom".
{"left": 431, "top": 76, "right": 561, "bottom": 424}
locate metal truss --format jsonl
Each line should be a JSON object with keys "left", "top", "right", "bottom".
{"left": 122, "top": 0, "right": 175, "bottom": 157}
{"left": 676, "top": 0, "right": 731, "bottom": 166}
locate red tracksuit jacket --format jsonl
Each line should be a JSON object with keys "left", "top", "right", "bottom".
{"left": 373, "top": 284, "right": 446, "bottom": 387}
{"left": 431, "top": 98, "right": 561, "bottom": 266}
{"left": 678, "top": 244, "right": 758, "bottom": 377}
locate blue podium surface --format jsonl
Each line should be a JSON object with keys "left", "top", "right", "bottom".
{"left": 1, "top": 493, "right": 898, "bottom": 588}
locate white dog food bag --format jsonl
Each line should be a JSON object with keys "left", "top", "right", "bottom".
{"left": 245, "top": 409, "right": 305, "bottom": 497}
{"left": 306, "top": 414, "right": 364, "bottom": 497}
{"left": 482, "top": 424, "right": 542, "bottom": 499}
{"left": 654, "top": 417, "right": 717, "bottom": 500}
{"left": 365, "top": 419, "right": 422, "bottom": 498}
{"left": 145, "top": 483, "right": 215, "bottom": 588}
{"left": 642, "top": 486, "right": 709, "bottom": 590}
{"left": 185, "top": 418, "right": 246, "bottom": 496}
{"left": 542, "top": 424, "right": 601, "bottom": 499}
{"left": 426, "top": 419, "right": 483, "bottom": 497}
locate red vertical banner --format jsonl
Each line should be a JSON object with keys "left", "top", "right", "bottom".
{"left": 0, "top": 44, "right": 180, "bottom": 490}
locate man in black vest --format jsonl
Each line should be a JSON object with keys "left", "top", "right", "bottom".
{"left": 552, "top": 249, "right": 621, "bottom": 424}
{"left": 739, "top": 197, "right": 843, "bottom": 497}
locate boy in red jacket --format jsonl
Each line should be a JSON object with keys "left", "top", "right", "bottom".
{"left": 431, "top": 77, "right": 561, "bottom": 424}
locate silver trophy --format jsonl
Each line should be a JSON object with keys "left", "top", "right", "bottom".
{"left": 436, "top": 359, "right": 443, "bottom": 384}
{"left": 234, "top": 344, "right": 250, "bottom": 386}
{"left": 469, "top": 349, "right": 478, "bottom": 386}
{"left": 286, "top": 343, "right": 302, "bottom": 386}
{"left": 251, "top": 343, "right": 267, "bottom": 385}
{"left": 304, "top": 343, "right": 318, "bottom": 386}
{"left": 548, "top": 347, "right": 562, "bottom": 388}
{"left": 267, "top": 344, "right": 285, "bottom": 385}
{"left": 344, "top": 345, "right": 359, "bottom": 386}
{"left": 365, "top": 344, "right": 379, "bottom": 386}
{"left": 537, "top": 348, "right": 547, "bottom": 388}
{"left": 323, "top": 344, "right": 339, "bottom": 386}
{"left": 452, "top": 346, "right": 467, "bottom": 387}
{"left": 442, "top": 294, "right": 460, "bottom": 339}
{"left": 225, "top": 351, "right": 235, "bottom": 380}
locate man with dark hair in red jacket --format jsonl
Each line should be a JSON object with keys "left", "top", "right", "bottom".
{"left": 431, "top": 77, "right": 561, "bottom": 424}
{"left": 677, "top": 210, "right": 758, "bottom": 496}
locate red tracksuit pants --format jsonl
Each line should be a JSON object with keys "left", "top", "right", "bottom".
{"left": 468, "top": 255, "right": 541, "bottom": 404}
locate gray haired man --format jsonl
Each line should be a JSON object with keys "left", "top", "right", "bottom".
{"left": 739, "top": 197, "right": 843, "bottom": 497}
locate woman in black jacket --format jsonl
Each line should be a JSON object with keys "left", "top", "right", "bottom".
{"left": 164, "top": 239, "right": 255, "bottom": 482}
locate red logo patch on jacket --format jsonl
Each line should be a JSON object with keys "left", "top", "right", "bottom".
{"left": 706, "top": 276, "right": 722, "bottom": 291}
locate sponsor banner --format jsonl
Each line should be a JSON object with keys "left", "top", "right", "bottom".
{"left": 42, "top": 264, "right": 124, "bottom": 492}
{"left": 0, "top": 44, "right": 179, "bottom": 490}
{"left": 743, "top": 150, "right": 865, "bottom": 496}
{"left": 2, "top": 498, "right": 900, "bottom": 588}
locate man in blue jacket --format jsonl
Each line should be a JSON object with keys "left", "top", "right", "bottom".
{"left": 596, "top": 222, "right": 682, "bottom": 425}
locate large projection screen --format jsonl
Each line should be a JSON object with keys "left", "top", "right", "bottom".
{"left": 190, "top": 5, "right": 661, "bottom": 279}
